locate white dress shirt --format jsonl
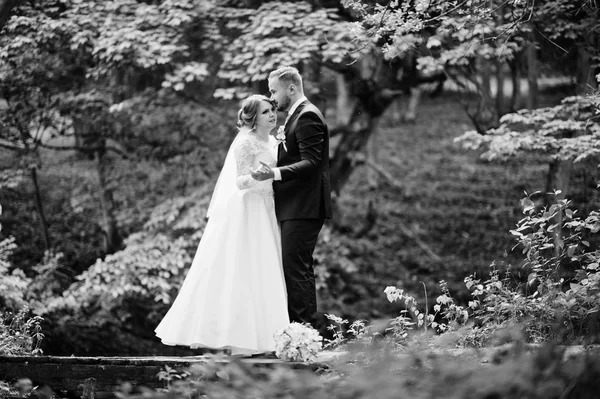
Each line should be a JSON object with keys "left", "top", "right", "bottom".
{"left": 273, "top": 96, "right": 307, "bottom": 181}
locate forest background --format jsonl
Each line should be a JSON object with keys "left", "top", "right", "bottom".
{"left": 0, "top": 0, "right": 599, "bottom": 356}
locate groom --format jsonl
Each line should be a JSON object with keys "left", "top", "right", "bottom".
{"left": 252, "top": 66, "right": 332, "bottom": 327}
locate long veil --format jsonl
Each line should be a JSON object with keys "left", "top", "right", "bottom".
{"left": 206, "top": 129, "right": 247, "bottom": 219}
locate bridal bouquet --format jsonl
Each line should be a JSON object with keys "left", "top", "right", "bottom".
{"left": 273, "top": 322, "right": 323, "bottom": 362}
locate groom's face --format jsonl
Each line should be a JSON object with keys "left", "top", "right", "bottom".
{"left": 268, "top": 77, "right": 291, "bottom": 113}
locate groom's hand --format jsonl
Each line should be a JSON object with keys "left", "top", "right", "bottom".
{"left": 251, "top": 161, "right": 275, "bottom": 181}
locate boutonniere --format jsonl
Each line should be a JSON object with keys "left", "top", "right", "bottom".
{"left": 275, "top": 126, "right": 287, "bottom": 152}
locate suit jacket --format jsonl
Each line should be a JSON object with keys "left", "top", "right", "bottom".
{"left": 274, "top": 100, "right": 332, "bottom": 221}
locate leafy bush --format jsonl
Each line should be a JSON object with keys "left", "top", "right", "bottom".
{"left": 461, "top": 194, "right": 600, "bottom": 345}
{"left": 324, "top": 193, "right": 600, "bottom": 349}
{"left": 0, "top": 306, "right": 44, "bottom": 356}
{"left": 0, "top": 236, "right": 28, "bottom": 312}
{"left": 36, "top": 189, "right": 213, "bottom": 355}
{"left": 0, "top": 204, "right": 31, "bottom": 311}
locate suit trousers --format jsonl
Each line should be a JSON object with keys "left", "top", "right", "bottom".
{"left": 280, "top": 218, "right": 324, "bottom": 327}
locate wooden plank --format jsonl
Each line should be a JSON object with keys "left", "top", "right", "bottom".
{"left": 0, "top": 356, "right": 329, "bottom": 396}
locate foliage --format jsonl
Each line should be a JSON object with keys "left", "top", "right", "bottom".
{"left": 2, "top": 0, "right": 598, "bottom": 358}
{"left": 156, "top": 365, "right": 191, "bottom": 391}
{"left": 46, "top": 233, "right": 191, "bottom": 311}
{"left": 323, "top": 313, "right": 371, "bottom": 349}
{"left": 1, "top": 0, "right": 234, "bottom": 346}
{"left": 374, "top": 281, "right": 470, "bottom": 347}
{"left": 35, "top": 189, "right": 213, "bottom": 355}
{"left": 27, "top": 251, "right": 73, "bottom": 307}
{"left": 0, "top": 0, "right": 212, "bottom": 146}
{"left": 104, "top": 342, "right": 600, "bottom": 399}
{"left": 532, "top": 0, "right": 600, "bottom": 76}
{"left": 0, "top": 378, "right": 35, "bottom": 399}
{"left": 324, "top": 191, "right": 600, "bottom": 349}
{"left": 215, "top": 2, "right": 363, "bottom": 89}
{"left": 343, "top": 0, "right": 599, "bottom": 76}
{"left": 0, "top": 170, "right": 25, "bottom": 189}
{"left": 0, "top": 382, "right": 10, "bottom": 399}
{"left": 455, "top": 95, "right": 600, "bottom": 163}
{"left": 0, "top": 306, "right": 44, "bottom": 356}
{"left": 0, "top": 169, "right": 107, "bottom": 275}
{"left": 341, "top": 0, "right": 521, "bottom": 106}
{"left": 0, "top": 0, "right": 206, "bottom": 80}
{"left": 343, "top": 0, "right": 599, "bottom": 132}
{"left": 463, "top": 193, "right": 600, "bottom": 344}
{"left": 109, "top": 90, "right": 233, "bottom": 160}
{"left": 465, "top": 193, "right": 600, "bottom": 344}
{"left": 323, "top": 282, "right": 469, "bottom": 350}
{"left": 0, "top": 204, "right": 30, "bottom": 311}
{"left": 0, "top": 237, "right": 25, "bottom": 309}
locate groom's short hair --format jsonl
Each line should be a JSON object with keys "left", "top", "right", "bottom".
{"left": 269, "top": 67, "right": 303, "bottom": 91}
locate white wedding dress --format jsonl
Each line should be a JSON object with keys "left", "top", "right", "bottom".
{"left": 155, "top": 130, "right": 289, "bottom": 355}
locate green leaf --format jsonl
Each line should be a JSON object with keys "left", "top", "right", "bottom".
{"left": 565, "top": 208, "right": 573, "bottom": 219}
{"left": 521, "top": 198, "right": 535, "bottom": 213}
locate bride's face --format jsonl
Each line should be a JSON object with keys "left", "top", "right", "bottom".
{"left": 255, "top": 100, "right": 277, "bottom": 131}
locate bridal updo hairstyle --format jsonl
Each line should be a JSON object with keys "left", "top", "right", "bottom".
{"left": 237, "top": 94, "right": 275, "bottom": 129}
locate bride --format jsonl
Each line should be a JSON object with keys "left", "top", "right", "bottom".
{"left": 155, "top": 94, "right": 289, "bottom": 356}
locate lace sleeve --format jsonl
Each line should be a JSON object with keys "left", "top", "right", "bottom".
{"left": 234, "top": 136, "right": 258, "bottom": 190}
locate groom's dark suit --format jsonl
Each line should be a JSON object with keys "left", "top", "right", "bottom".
{"left": 274, "top": 100, "right": 332, "bottom": 326}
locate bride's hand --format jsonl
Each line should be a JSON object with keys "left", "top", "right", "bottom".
{"left": 251, "top": 161, "right": 274, "bottom": 181}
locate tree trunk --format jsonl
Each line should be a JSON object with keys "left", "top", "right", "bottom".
{"left": 30, "top": 166, "right": 50, "bottom": 251}
{"left": 327, "top": 49, "right": 407, "bottom": 194}
{"left": 495, "top": 60, "right": 505, "bottom": 116}
{"left": 545, "top": 159, "right": 573, "bottom": 258}
{"left": 576, "top": 44, "right": 597, "bottom": 94}
{"left": 404, "top": 86, "right": 422, "bottom": 123}
{"left": 330, "top": 108, "right": 379, "bottom": 195}
{"left": 509, "top": 57, "right": 521, "bottom": 111}
{"left": 303, "top": 61, "right": 327, "bottom": 112}
{"left": 481, "top": 65, "right": 492, "bottom": 100}
{"left": 365, "top": 120, "right": 381, "bottom": 189}
{"left": 462, "top": 64, "right": 498, "bottom": 133}
{"left": 526, "top": 38, "right": 538, "bottom": 109}
{"left": 334, "top": 73, "right": 354, "bottom": 126}
{"left": 94, "top": 150, "right": 123, "bottom": 254}
{"left": 0, "top": 0, "right": 24, "bottom": 32}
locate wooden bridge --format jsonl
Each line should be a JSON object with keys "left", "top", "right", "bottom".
{"left": 0, "top": 354, "right": 331, "bottom": 398}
